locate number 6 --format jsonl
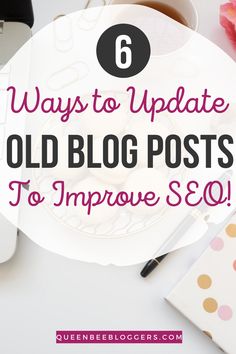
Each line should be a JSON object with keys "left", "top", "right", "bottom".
{"left": 115, "top": 35, "right": 132, "bottom": 69}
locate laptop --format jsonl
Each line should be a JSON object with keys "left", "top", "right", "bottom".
{"left": 0, "top": 0, "right": 33, "bottom": 263}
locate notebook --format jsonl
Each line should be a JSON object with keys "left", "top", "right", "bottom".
{"left": 167, "top": 214, "right": 236, "bottom": 354}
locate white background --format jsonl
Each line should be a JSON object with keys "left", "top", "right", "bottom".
{"left": 0, "top": 1, "right": 234, "bottom": 353}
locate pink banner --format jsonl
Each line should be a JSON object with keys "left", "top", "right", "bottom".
{"left": 56, "top": 330, "right": 183, "bottom": 344}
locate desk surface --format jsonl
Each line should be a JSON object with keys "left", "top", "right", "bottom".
{"left": 0, "top": 1, "right": 233, "bottom": 353}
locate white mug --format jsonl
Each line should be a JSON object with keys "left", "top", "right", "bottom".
{"left": 110, "top": 0, "right": 198, "bottom": 31}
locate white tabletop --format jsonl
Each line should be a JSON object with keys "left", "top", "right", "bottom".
{"left": 1, "top": 1, "right": 233, "bottom": 353}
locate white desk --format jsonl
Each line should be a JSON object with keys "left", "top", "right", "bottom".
{"left": 0, "top": 1, "right": 233, "bottom": 353}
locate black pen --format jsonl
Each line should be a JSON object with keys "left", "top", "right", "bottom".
{"left": 141, "top": 254, "right": 168, "bottom": 277}
{"left": 140, "top": 170, "right": 232, "bottom": 278}
{"left": 140, "top": 208, "right": 202, "bottom": 278}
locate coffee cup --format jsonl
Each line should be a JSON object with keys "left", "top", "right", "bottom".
{"left": 110, "top": 0, "right": 198, "bottom": 31}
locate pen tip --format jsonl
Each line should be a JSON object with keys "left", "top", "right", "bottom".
{"left": 140, "top": 259, "right": 158, "bottom": 278}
